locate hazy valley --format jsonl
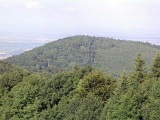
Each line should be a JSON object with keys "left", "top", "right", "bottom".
{"left": 0, "top": 36, "right": 54, "bottom": 59}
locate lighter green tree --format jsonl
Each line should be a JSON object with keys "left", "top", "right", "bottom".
{"left": 132, "top": 53, "right": 146, "bottom": 83}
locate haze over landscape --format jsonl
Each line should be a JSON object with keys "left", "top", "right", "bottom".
{"left": 1, "top": 0, "right": 160, "bottom": 41}
{"left": 0, "top": 0, "right": 160, "bottom": 58}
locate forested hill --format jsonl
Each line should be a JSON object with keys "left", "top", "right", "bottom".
{"left": 6, "top": 35, "right": 159, "bottom": 75}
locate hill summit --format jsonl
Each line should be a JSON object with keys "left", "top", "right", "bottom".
{"left": 6, "top": 35, "right": 159, "bottom": 75}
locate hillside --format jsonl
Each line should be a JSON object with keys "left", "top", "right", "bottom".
{"left": 6, "top": 35, "right": 159, "bottom": 75}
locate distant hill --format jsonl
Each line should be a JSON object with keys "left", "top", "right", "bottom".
{"left": 6, "top": 35, "right": 160, "bottom": 75}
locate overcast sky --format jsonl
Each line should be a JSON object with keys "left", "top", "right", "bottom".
{"left": 0, "top": 0, "right": 160, "bottom": 44}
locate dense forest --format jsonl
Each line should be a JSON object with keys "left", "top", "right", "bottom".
{"left": 6, "top": 35, "right": 160, "bottom": 76}
{"left": 1, "top": 51, "right": 160, "bottom": 119}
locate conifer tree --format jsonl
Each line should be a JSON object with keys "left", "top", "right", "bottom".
{"left": 132, "top": 52, "right": 146, "bottom": 83}
{"left": 151, "top": 52, "right": 160, "bottom": 78}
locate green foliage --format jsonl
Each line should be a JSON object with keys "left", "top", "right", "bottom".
{"left": 0, "top": 65, "right": 95, "bottom": 119}
{"left": 151, "top": 52, "right": 160, "bottom": 78}
{"left": 0, "top": 61, "right": 15, "bottom": 74}
{"left": 132, "top": 53, "right": 146, "bottom": 83}
{"left": 0, "top": 61, "right": 30, "bottom": 92}
{"left": 39, "top": 68, "right": 85, "bottom": 110}
{"left": 100, "top": 54, "right": 160, "bottom": 120}
{"left": 54, "top": 69, "right": 115, "bottom": 120}
{"left": 0, "top": 71, "right": 24, "bottom": 91}
{"left": 75, "top": 70, "right": 115, "bottom": 100}
{"left": 0, "top": 74, "right": 45, "bottom": 119}
{"left": 140, "top": 77, "right": 160, "bottom": 120}
{"left": 1, "top": 52, "right": 160, "bottom": 120}
{"left": 55, "top": 93, "right": 104, "bottom": 120}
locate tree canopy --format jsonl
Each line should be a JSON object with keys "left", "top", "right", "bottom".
{"left": 1, "top": 49, "right": 160, "bottom": 119}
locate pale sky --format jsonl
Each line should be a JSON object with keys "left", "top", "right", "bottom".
{"left": 0, "top": 0, "right": 160, "bottom": 44}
